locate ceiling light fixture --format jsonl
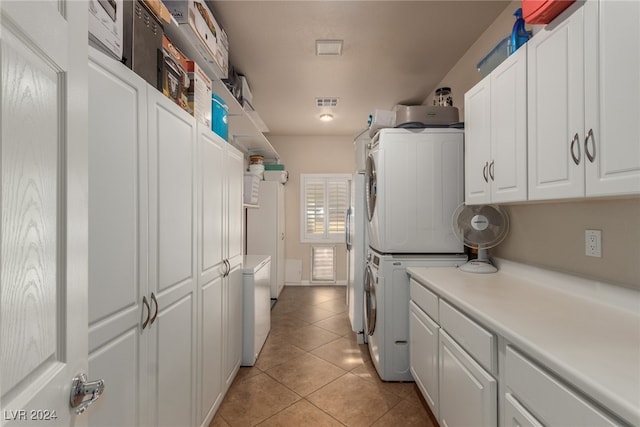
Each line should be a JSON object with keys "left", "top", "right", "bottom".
{"left": 319, "top": 114, "right": 334, "bottom": 122}
{"left": 315, "top": 40, "right": 343, "bottom": 56}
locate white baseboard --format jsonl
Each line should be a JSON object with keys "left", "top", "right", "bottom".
{"left": 285, "top": 280, "right": 347, "bottom": 287}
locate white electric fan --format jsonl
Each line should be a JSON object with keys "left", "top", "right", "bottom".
{"left": 452, "top": 204, "right": 509, "bottom": 273}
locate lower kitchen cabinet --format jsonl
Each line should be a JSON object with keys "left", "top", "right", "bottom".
{"left": 408, "top": 268, "right": 634, "bottom": 427}
{"left": 504, "top": 346, "right": 621, "bottom": 427}
{"left": 439, "top": 330, "right": 497, "bottom": 427}
{"left": 88, "top": 46, "right": 242, "bottom": 427}
{"left": 409, "top": 301, "right": 440, "bottom": 419}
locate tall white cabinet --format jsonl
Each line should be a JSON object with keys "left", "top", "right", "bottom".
{"left": 195, "top": 123, "right": 244, "bottom": 422}
{"left": 88, "top": 47, "right": 243, "bottom": 427}
{"left": 247, "top": 180, "right": 286, "bottom": 299}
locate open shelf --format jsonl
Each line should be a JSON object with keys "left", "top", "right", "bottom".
{"left": 164, "top": 16, "right": 280, "bottom": 162}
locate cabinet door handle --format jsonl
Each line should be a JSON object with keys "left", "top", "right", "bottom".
{"left": 570, "top": 133, "right": 581, "bottom": 165}
{"left": 150, "top": 292, "right": 159, "bottom": 326}
{"left": 482, "top": 162, "right": 489, "bottom": 183}
{"left": 142, "top": 296, "right": 150, "bottom": 330}
{"left": 584, "top": 128, "right": 596, "bottom": 163}
{"left": 489, "top": 160, "right": 495, "bottom": 181}
{"left": 224, "top": 259, "right": 230, "bottom": 277}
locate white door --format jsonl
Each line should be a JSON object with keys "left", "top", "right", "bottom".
{"left": 87, "top": 49, "right": 149, "bottom": 427}
{"left": 1, "top": 1, "right": 93, "bottom": 425}
{"left": 584, "top": 0, "right": 640, "bottom": 197}
{"left": 490, "top": 45, "right": 527, "bottom": 203}
{"left": 527, "top": 5, "right": 585, "bottom": 200}
{"left": 464, "top": 76, "right": 491, "bottom": 204}
{"left": 147, "top": 89, "right": 197, "bottom": 427}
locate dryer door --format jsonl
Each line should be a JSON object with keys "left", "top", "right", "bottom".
{"left": 365, "top": 152, "right": 377, "bottom": 222}
{"left": 363, "top": 264, "right": 377, "bottom": 336}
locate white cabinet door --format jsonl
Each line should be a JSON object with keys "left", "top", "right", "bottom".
{"left": 199, "top": 275, "right": 224, "bottom": 425}
{"left": 1, "top": 2, "right": 89, "bottom": 424}
{"left": 276, "top": 184, "right": 286, "bottom": 297}
{"left": 439, "top": 330, "right": 497, "bottom": 427}
{"left": 196, "top": 124, "right": 226, "bottom": 425}
{"left": 584, "top": 0, "right": 640, "bottom": 197}
{"left": 528, "top": 4, "right": 586, "bottom": 200}
{"left": 224, "top": 262, "right": 244, "bottom": 389}
{"left": 226, "top": 146, "right": 244, "bottom": 264}
{"left": 87, "top": 49, "right": 149, "bottom": 427}
{"left": 147, "top": 89, "right": 197, "bottom": 427}
{"left": 464, "top": 76, "right": 492, "bottom": 204}
{"left": 409, "top": 302, "right": 440, "bottom": 420}
{"left": 247, "top": 181, "right": 285, "bottom": 298}
{"left": 490, "top": 46, "right": 528, "bottom": 203}
{"left": 503, "top": 393, "right": 544, "bottom": 427}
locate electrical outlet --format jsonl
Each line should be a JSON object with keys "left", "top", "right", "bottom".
{"left": 585, "top": 229, "right": 602, "bottom": 257}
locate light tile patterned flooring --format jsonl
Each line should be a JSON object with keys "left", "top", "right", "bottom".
{"left": 210, "top": 286, "right": 437, "bottom": 427}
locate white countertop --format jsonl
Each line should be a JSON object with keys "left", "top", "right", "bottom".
{"left": 407, "top": 260, "right": 640, "bottom": 426}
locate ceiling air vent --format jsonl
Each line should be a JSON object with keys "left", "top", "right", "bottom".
{"left": 316, "top": 98, "right": 339, "bottom": 108}
{"left": 315, "top": 39, "right": 343, "bottom": 56}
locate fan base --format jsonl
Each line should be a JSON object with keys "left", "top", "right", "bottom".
{"left": 459, "top": 259, "right": 498, "bottom": 274}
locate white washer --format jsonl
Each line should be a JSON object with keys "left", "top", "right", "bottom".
{"left": 366, "top": 128, "right": 464, "bottom": 254}
{"left": 364, "top": 248, "right": 466, "bottom": 381}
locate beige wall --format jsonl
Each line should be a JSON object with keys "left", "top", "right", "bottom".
{"left": 269, "top": 135, "right": 354, "bottom": 283}
{"left": 425, "top": 1, "right": 640, "bottom": 289}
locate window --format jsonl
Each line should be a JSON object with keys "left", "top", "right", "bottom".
{"left": 301, "top": 174, "right": 350, "bottom": 243}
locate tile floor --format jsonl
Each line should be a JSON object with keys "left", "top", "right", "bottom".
{"left": 210, "top": 286, "right": 437, "bottom": 427}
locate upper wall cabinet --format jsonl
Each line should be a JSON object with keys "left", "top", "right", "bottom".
{"left": 465, "top": 45, "right": 528, "bottom": 205}
{"left": 583, "top": 0, "right": 640, "bottom": 197}
{"left": 527, "top": 0, "right": 640, "bottom": 200}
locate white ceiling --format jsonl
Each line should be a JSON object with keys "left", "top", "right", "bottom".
{"left": 208, "top": 1, "right": 511, "bottom": 137}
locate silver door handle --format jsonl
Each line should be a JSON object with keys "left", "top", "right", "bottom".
{"left": 489, "top": 160, "right": 495, "bottom": 181}
{"left": 570, "top": 133, "right": 581, "bottom": 165}
{"left": 70, "top": 373, "right": 105, "bottom": 414}
{"left": 584, "top": 128, "right": 596, "bottom": 163}
{"left": 142, "top": 296, "right": 150, "bottom": 330}
{"left": 150, "top": 292, "right": 159, "bottom": 326}
{"left": 482, "top": 162, "right": 489, "bottom": 183}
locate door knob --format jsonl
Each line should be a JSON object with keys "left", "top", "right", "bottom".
{"left": 70, "top": 373, "right": 105, "bottom": 414}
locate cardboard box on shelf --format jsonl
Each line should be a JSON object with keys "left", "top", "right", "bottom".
{"left": 185, "top": 61, "right": 212, "bottom": 127}
{"left": 89, "top": 0, "right": 124, "bottom": 59}
{"left": 143, "top": 0, "right": 172, "bottom": 24}
{"left": 163, "top": 0, "right": 229, "bottom": 78}
{"left": 160, "top": 35, "right": 190, "bottom": 112}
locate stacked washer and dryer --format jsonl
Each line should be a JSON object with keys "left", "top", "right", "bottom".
{"left": 364, "top": 126, "right": 467, "bottom": 382}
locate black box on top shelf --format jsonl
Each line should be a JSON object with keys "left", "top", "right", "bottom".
{"left": 122, "top": 0, "right": 164, "bottom": 89}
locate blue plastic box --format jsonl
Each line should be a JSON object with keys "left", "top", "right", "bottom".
{"left": 212, "top": 94, "right": 229, "bottom": 141}
{"left": 477, "top": 36, "right": 510, "bottom": 78}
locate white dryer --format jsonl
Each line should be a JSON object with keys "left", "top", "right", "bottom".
{"left": 364, "top": 248, "right": 467, "bottom": 381}
{"left": 366, "top": 128, "right": 464, "bottom": 254}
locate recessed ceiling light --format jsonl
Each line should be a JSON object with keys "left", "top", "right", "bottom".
{"left": 315, "top": 40, "right": 343, "bottom": 56}
{"left": 319, "top": 114, "right": 334, "bottom": 122}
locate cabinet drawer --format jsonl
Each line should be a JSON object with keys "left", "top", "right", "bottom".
{"left": 410, "top": 278, "right": 439, "bottom": 321}
{"left": 439, "top": 300, "right": 496, "bottom": 373}
{"left": 505, "top": 346, "right": 621, "bottom": 426}
{"left": 504, "top": 393, "right": 543, "bottom": 427}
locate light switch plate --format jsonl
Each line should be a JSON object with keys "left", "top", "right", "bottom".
{"left": 585, "top": 229, "right": 602, "bottom": 257}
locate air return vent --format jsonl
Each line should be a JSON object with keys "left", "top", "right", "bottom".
{"left": 316, "top": 97, "right": 339, "bottom": 108}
